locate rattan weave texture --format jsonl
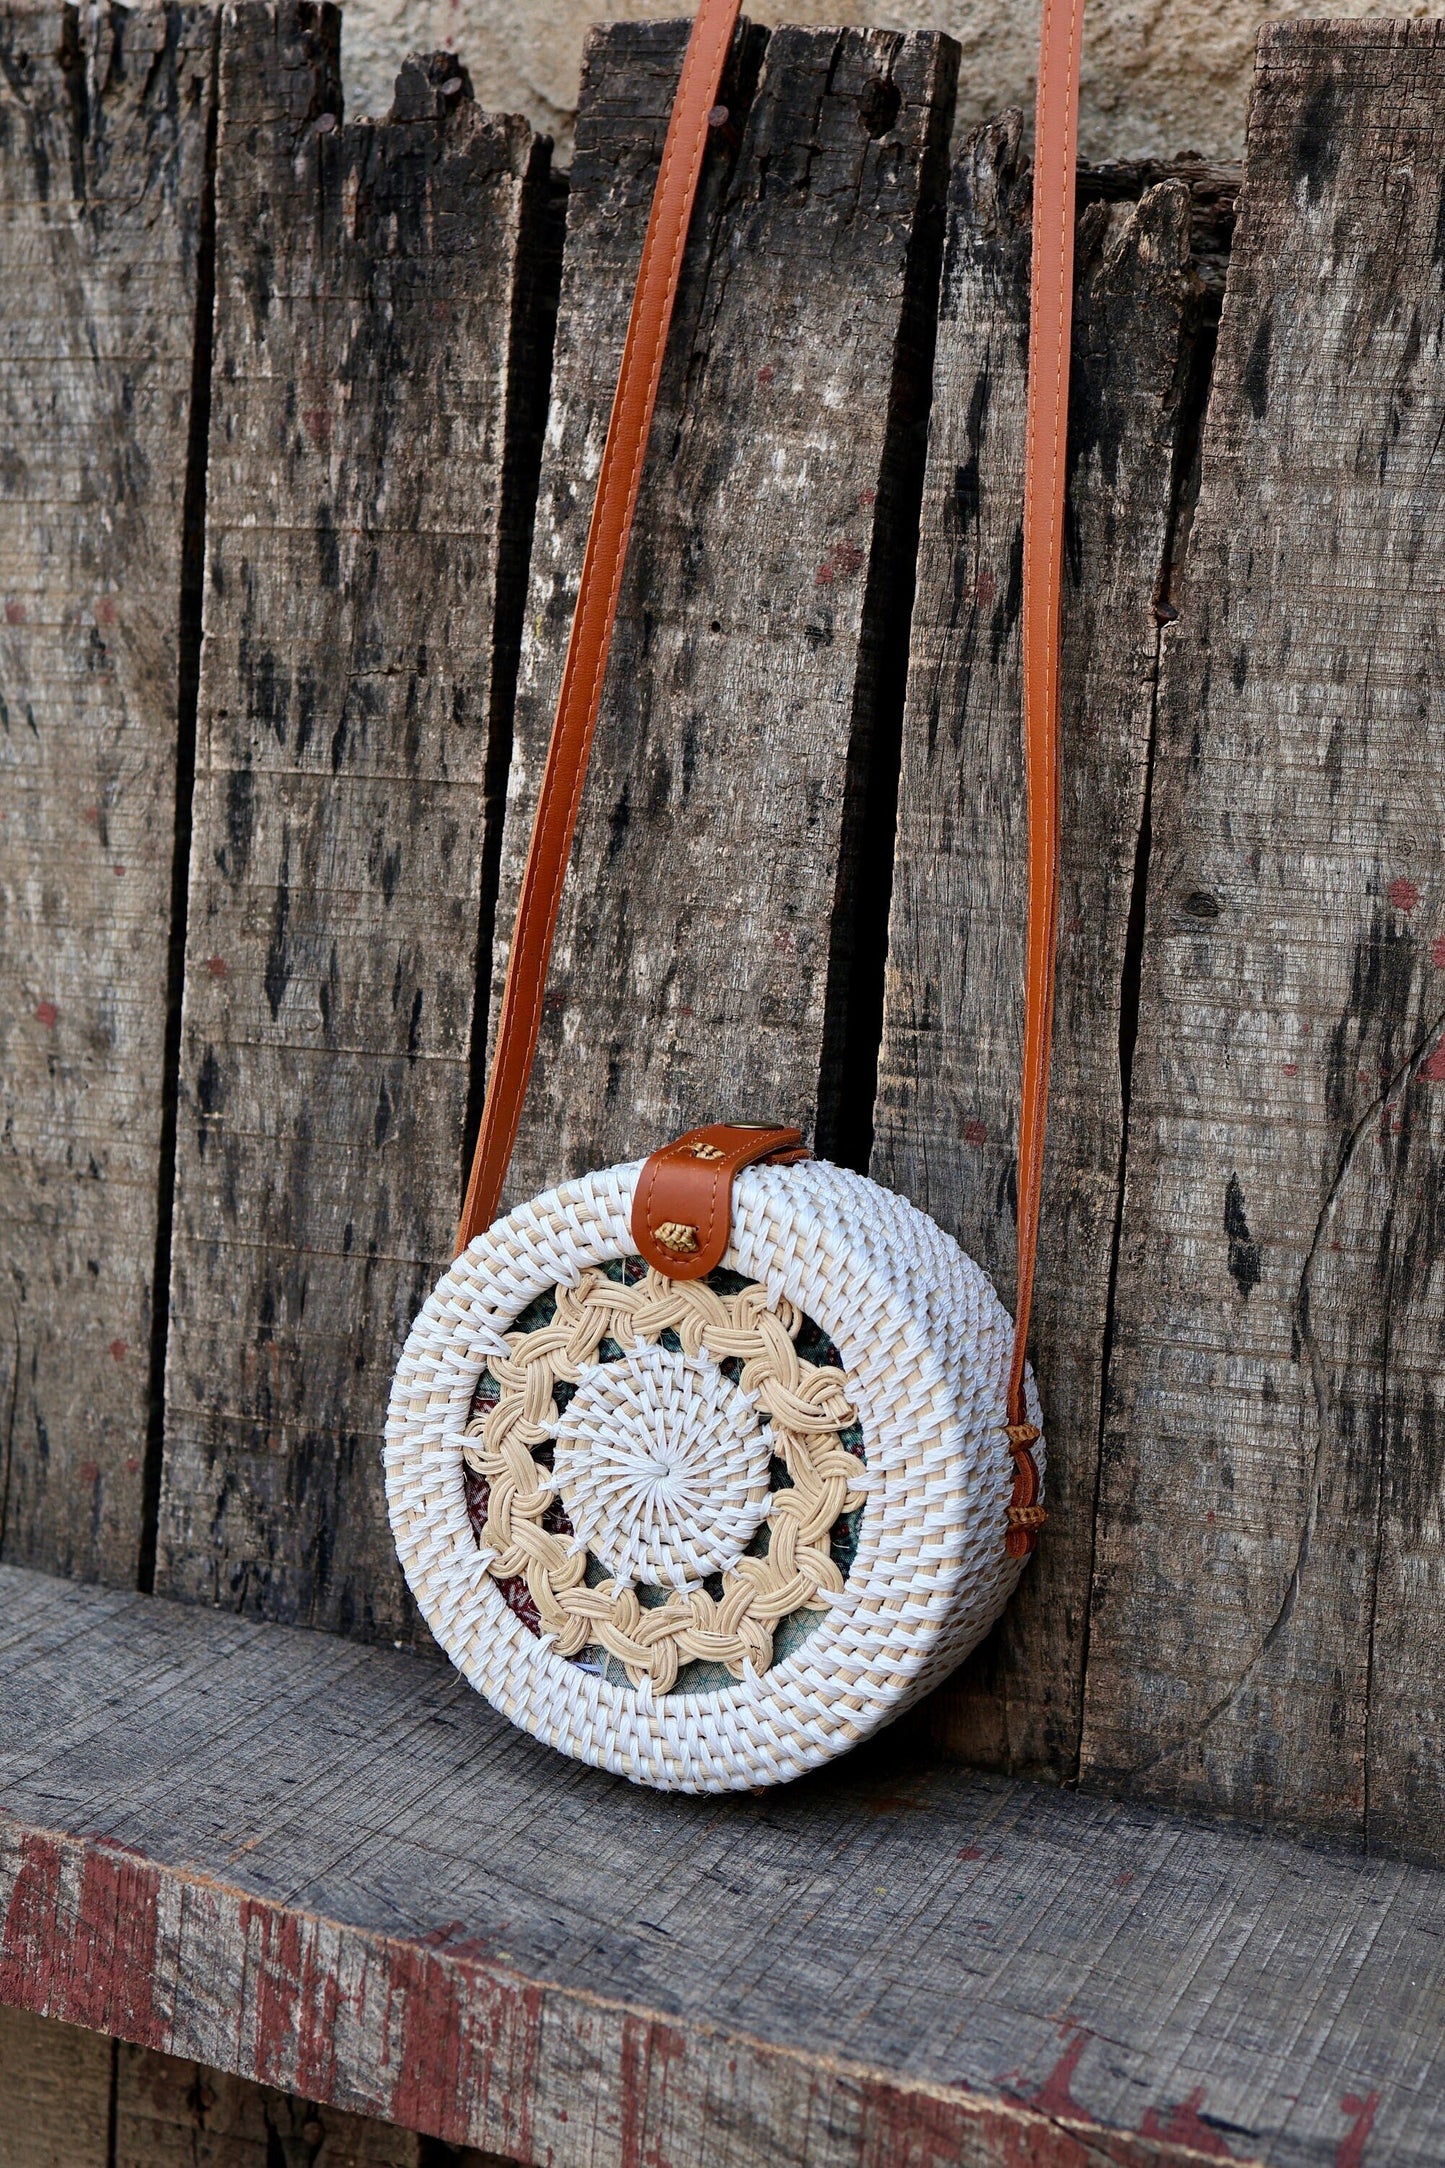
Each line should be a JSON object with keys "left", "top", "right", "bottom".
{"left": 385, "top": 1159, "right": 1041, "bottom": 1791}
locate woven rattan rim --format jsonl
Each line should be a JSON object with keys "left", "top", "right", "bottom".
{"left": 385, "top": 1159, "right": 1041, "bottom": 1791}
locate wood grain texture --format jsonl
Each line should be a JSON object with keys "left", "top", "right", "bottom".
{"left": 0, "top": 1893, "right": 523, "bottom": 2166}
{"left": 494, "top": 19, "right": 956, "bottom": 1205}
{"left": 0, "top": 2004, "right": 113, "bottom": 2168}
{"left": 155, "top": 3, "right": 557, "bottom": 1639}
{"left": 114, "top": 2038, "right": 437, "bottom": 2166}
{"left": 0, "top": 1, "right": 215, "bottom": 1585}
{"left": 870, "top": 118, "right": 1214, "bottom": 1777}
{"left": 1081, "top": 20, "right": 1445, "bottom": 1860}
{"left": 0, "top": 2002, "right": 518, "bottom": 2166}
{"left": 3, "top": 1566, "right": 1444, "bottom": 2167}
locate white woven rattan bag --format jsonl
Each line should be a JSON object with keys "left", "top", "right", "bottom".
{"left": 385, "top": 0, "right": 1084, "bottom": 1791}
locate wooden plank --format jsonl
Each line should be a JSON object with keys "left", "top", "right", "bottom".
{"left": 4, "top": 1569, "right": 1445, "bottom": 2168}
{"left": 1081, "top": 19, "right": 1445, "bottom": 1859}
{"left": 869, "top": 119, "right": 1221, "bottom": 1775}
{"left": 495, "top": 21, "right": 956, "bottom": 1205}
{"left": 154, "top": 5, "right": 558, "bottom": 1639}
{"left": 0, "top": 2004, "right": 112, "bottom": 2168}
{"left": 114, "top": 2039, "right": 437, "bottom": 2167}
{"left": 0, "top": 1, "right": 216, "bottom": 1585}
{"left": 0, "top": 2001, "right": 519, "bottom": 2166}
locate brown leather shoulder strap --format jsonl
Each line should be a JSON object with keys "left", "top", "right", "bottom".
{"left": 1004, "top": 0, "right": 1086, "bottom": 1556}
{"left": 457, "top": 0, "right": 743, "bottom": 1252}
{"left": 458, "top": 0, "right": 1085, "bottom": 1571}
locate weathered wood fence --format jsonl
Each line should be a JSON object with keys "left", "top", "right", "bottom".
{"left": 5, "top": 1, "right": 1445, "bottom": 1863}
{"left": 4, "top": 5, "right": 1445, "bottom": 2158}
{"left": 8, "top": 0, "right": 1445, "bottom": 1864}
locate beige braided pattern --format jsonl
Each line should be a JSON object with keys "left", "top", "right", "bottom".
{"left": 462, "top": 1264, "right": 865, "bottom": 1691}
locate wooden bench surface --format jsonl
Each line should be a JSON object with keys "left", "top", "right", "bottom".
{"left": 2, "top": 1562, "right": 1441, "bottom": 2168}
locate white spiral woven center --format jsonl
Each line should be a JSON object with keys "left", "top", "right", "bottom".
{"left": 553, "top": 1344, "right": 772, "bottom": 1591}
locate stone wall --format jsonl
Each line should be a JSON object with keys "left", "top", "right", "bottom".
{"left": 341, "top": 0, "right": 1444, "bottom": 164}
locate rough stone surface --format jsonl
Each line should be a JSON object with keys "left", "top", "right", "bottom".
{"left": 337, "top": 0, "right": 1445, "bottom": 168}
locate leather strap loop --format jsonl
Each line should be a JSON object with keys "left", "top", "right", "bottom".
{"left": 632, "top": 1125, "right": 809, "bottom": 1279}
{"left": 456, "top": 0, "right": 743, "bottom": 1253}
{"left": 1004, "top": 0, "right": 1086, "bottom": 1557}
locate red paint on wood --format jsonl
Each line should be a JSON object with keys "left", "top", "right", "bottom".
{"left": 1337, "top": 2092, "right": 1379, "bottom": 2167}
{"left": 815, "top": 539, "right": 866, "bottom": 586}
{"left": 0, "top": 1830, "right": 163, "bottom": 2047}
{"left": 294, "top": 1927, "right": 346, "bottom": 2105}
{"left": 109, "top": 1339, "right": 128, "bottom": 1361}
{"left": 384, "top": 1933, "right": 541, "bottom": 2159}
{"left": 0, "top": 1822, "right": 1273, "bottom": 2167}
{"left": 618, "top": 2013, "right": 687, "bottom": 2168}
{"left": 853, "top": 2071, "right": 1163, "bottom": 2168}
{"left": 419, "top": 1919, "right": 468, "bottom": 1948}
{"left": 1421, "top": 1042, "right": 1445, "bottom": 1083}
{"left": 1033, "top": 2023, "right": 1090, "bottom": 2117}
{"left": 1139, "top": 2087, "right": 1235, "bottom": 2156}
{"left": 238, "top": 1893, "right": 306, "bottom": 2088}
{"left": 963, "top": 1119, "right": 988, "bottom": 1146}
{"left": 1432, "top": 934, "right": 1445, "bottom": 968}
{"left": 72, "top": 1843, "right": 164, "bottom": 2041}
{"left": 34, "top": 1002, "right": 57, "bottom": 1028}
{"left": 0, "top": 1829, "right": 67, "bottom": 2013}
{"left": 4, "top": 599, "right": 25, "bottom": 623}
{"left": 1387, "top": 877, "right": 1419, "bottom": 913}
{"left": 388, "top": 1937, "right": 468, "bottom": 2138}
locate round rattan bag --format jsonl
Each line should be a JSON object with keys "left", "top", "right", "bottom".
{"left": 384, "top": 0, "right": 1075, "bottom": 1794}
{"left": 384, "top": 1156, "right": 1042, "bottom": 1792}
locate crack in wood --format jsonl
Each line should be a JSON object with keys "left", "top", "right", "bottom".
{"left": 139, "top": 7, "right": 221, "bottom": 1599}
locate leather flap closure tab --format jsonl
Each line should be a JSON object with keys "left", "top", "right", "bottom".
{"left": 631, "top": 1125, "right": 810, "bottom": 1279}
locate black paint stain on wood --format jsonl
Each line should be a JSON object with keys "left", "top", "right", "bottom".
{"left": 1291, "top": 73, "right": 1340, "bottom": 205}
{"left": 1225, "top": 1173, "right": 1261, "bottom": 1298}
